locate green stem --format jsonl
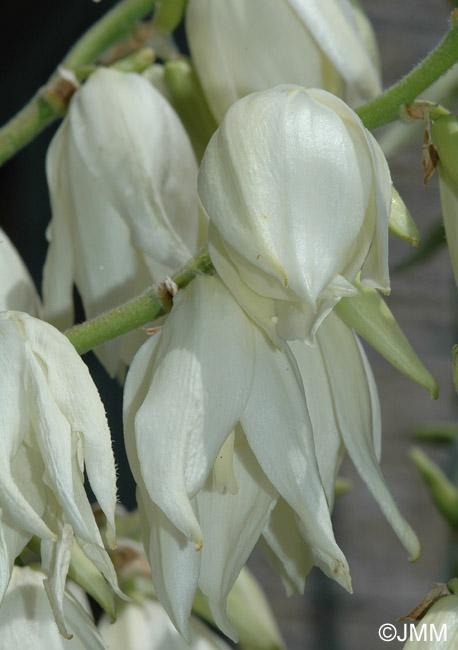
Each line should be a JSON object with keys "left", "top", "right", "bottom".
{"left": 0, "top": 0, "right": 155, "bottom": 167}
{"left": 356, "top": 12, "right": 458, "bottom": 130}
{"left": 65, "top": 246, "right": 215, "bottom": 355}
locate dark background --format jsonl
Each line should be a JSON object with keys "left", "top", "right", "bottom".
{"left": 0, "top": 2, "right": 457, "bottom": 649}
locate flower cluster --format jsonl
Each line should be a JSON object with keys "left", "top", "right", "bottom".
{"left": 124, "top": 83, "right": 421, "bottom": 641}
{"left": 2, "top": 0, "right": 453, "bottom": 646}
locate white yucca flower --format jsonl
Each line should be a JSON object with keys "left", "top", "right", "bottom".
{"left": 0, "top": 228, "right": 41, "bottom": 315}
{"left": 199, "top": 85, "right": 392, "bottom": 342}
{"left": 99, "top": 598, "right": 232, "bottom": 650}
{"left": 123, "top": 276, "right": 418, "bottom": 642}
{"left": 0, "top": 566, "right": 107, "bottom": 650}
{"left": 186, "top": 0, "right": 381, "bottom": 123}
{"left": 0, "top": 311, "right": 120, "bottom": 636}
{"left": 43, "top": 68, "right": 205, "bottom": 376}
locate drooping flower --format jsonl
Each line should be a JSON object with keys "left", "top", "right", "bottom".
{"left": 0, "top": 310, "right": 120, "bottom": 636}
{"left": 0, "top": 227, "right": 41, "bottom": 315}
{"left": 123, "top": 275, "right": 418, "bottom": 641}
{"left": 43, "top": 67, "right": 206, "bottom": 376}
{"left": 0, "top": 566, "right": 108, "bottom": 649}
{"left": 199, "top": 85, "right": 392, "bottom": 342}
{"left": 186, "top": 0, "right": 381, "bottom": 123}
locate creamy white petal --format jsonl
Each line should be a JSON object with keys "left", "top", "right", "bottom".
{"left": 288, "top": 338, "right": 345, "bottom": 507}
{"left": 0, "top": 229, "right": 41, "bottom": 315}
{"left": 128, "top": 276, "right": 255, "bottom": 544}
{"left": 0, "top": 566, "right": 107, "bottom": 650}
{"left": 68, "top": 68, "right": 198, "bottom": 269}
{"left": 196, "top": 426, "right": 278, "bottom": 640}
{"left": 261, "top": 498, "right": 314, "bottom": 596}
{"left": 17, "top": 312, "right": 117, "bottom": 543}
{"left": 240, "top": 324, "right": 350, "bottom": 590}
{"left": 99, "top": 599, "right": 232, "bottom": 650}
{"left": 138, "top": 492, "right": 200, "bottom": 643}
{"left": 187, "top": 0, "right": 380, "bottom": 123}
{"left": 289, "top": 0, "right": 381, "bottom": 102}
{"left": 202, "top": 86, "right": 390, "bottom": 317}
{"left": 124, "top": 338, "right": 200, "bottom": 641}
{"left": 317, "top": 312, "right": 420, "bottom": 560}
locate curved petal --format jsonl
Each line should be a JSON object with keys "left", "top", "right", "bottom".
{"left": 240, "top": 325, "right": 350, "bottom": 590}
{"left": 261, "top": 498, "right": 314, "bottom": 596}
{"left": 68, "top": 68, "right": 199, "bottom": 269}
{"left": 317, "top": 312, "right": 420, "bottom": 560}
{"left": 288, "top": 338, "right": 345, "bottom": 508}
{"left": 201, "top": 86, "right": 375, "bottom": 309}
{"left": 0, "top": 229, "right": 41, "bottom": 315}
{"left": 196, "top": 426, "right": 278, "bottom": 640}
{"left": 128, "top": 276, "right": 256, "bottom": 544}
{"left": 17, "top": 313, "right": 118, "bottom": 544}
{"left": 289, "top": 0, "right": 381, "bottom": 101}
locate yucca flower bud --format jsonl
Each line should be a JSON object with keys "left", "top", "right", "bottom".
{"left": 200, "top": 85, "right": 392, "bottom": 341}
{"left": 43, "top": 68, "right": 205, "bottom": 376}
{"left": 186, "top": 0, "right": 381, "bottom": 123}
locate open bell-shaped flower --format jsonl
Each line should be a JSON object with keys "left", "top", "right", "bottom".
{"left": 123, "top": 275, "right": 418, "bottom": 642}
{"left": 0, "top": 311, "right": 121, "bottom": 636}
{"left": 43, "top": 68, "right": 205, "bottom": 376}
{"left": 186, "top": 0, "right": 381, "bottom": 123}
{"left": 200, "top": 85, "right": 392, "bottom": 342}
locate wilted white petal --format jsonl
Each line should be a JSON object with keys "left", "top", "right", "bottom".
{"left": 316, "top": 312, "right": 420, "bottom": 560}
{"left": 240, "top": 323, "right": 351, "bottom": 590}
{"left": 18, "top": 312, "right": 117, "bottom": 544}
{"left": 0, "top": 228, "right": 41, "bottom": 315}
{"left": 127, "top": 276, "right": 255, "bottom": 544}
{"left": 196, "top": 426, "right": 278, "bottom": 640}
{"left": 0, "top": 311, "right": 120, "bottom": 618}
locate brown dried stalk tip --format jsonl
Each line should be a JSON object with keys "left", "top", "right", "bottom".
{"left": 451, "top": 9, "right": 458, "bottom": 27}
{"left": 398, "top": 583, "right": 451, "bottom": 622}
{"left": 41, "top": 78, "right": 79, "bottom": 115}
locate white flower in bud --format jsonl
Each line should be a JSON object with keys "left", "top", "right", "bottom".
{"left": 199, "top": 85, "right": 392, "bottom": 342}
{"left": 43, "top": 68, "right": 205, "bottom": 376}
{"left": 186, "top": 0, "right": 381, "bottom": 123}
{"left": 0, "top": 228, "right": 41, "bottom": 315}
{"left": 0, "top": 311, "right": 121, "bottom": 637}
{"left": 0, "top": 566, "right": 107, "bottom": 649}
{"left": 99, "top": 599, "right": 232, "bottom": 650}
{"left": 124, "top": 276, "right": 417, "bottom": 641}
